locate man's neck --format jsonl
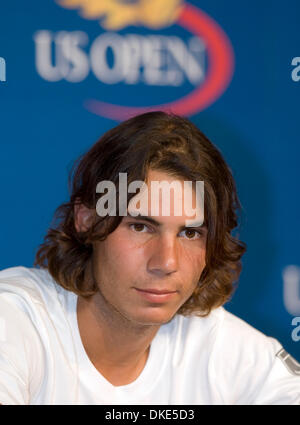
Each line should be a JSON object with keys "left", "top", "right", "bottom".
{"left": 76, "top": 292, "right": 160, "bottom": 386}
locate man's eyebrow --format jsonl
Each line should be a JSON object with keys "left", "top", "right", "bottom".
{"left": 126, "top": 213, "right": 208, "bottom": 230}
{"left": 126, "top": 214, "right": 161, "bottom": 226}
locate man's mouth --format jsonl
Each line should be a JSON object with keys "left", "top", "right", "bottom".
{"left": 134, "top": 287, "right": 178, "bottom": 303}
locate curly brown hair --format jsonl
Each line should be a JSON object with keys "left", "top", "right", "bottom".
{"left": 35, "top": 111, "right": 246, "bottom": 317}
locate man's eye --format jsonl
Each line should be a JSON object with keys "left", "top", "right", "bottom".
{"left": 129, "top": 223, "right": 149, "bottom": 233}
{"left": 180, "top": 229, "right": 202, "bottom": 240}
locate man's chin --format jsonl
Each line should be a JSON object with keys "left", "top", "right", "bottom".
{"left": 131, "top": 310, "right": 177, "bottom": 326}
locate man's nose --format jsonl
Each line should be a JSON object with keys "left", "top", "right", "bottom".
{"left": 147, "top": 235, "right": 179, "bottom": 277}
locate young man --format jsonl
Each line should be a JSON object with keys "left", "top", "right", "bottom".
{"left": 0, "top": 112, "right": 299, "bottom": 405}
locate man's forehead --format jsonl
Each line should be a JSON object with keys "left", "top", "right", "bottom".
{"left": 127, "top": 170, "right": 204, "bottom": 227}
{"left": 145, "top": 169, "right": 189, "bottom": 184}
{"left": 95, "top": 170, "right": 204, "bottom": 227}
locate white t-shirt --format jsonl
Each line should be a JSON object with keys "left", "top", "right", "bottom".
{"left": 0, "top": 266, "right": 299, "bottom": 405}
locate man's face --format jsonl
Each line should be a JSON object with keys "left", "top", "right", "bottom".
{"left": 91, "top": 169, "right": 207, "bottom": 326}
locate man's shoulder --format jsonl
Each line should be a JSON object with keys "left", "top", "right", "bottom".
{"left": 173, "top": 307, "right": 281, "bottom": 356}
{"left": 174, "top": 308, "right": 285, "bottom": 387}
{"left": 208, "top": 307, "right": 284, "bottom": 381}
{"left": 171, "top": 311, "right": 299, "bottom": 404}
{"left": 219, "top": 307, "right": 282, "bottom": 353}
{"left": 0, "top": 266, "right": 63, "bottom": 311}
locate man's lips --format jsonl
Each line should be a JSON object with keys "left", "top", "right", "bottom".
{"left": 134, "top": 287, "right": 178, "bottom": 303}
{"left": 135, "top": 288, "right": 177, "bottom": 295}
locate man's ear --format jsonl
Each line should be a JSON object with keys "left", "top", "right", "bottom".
{"left": 74, "top": 203, "right": 95, "bottom": 233}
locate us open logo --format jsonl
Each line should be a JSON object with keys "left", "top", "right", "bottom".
{"left": 33, "top": 0, "right": 234, "bottom": 120}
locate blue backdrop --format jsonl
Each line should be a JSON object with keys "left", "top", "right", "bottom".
{"left": 0, "top": 0, "right": 299, "bottom": 362}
